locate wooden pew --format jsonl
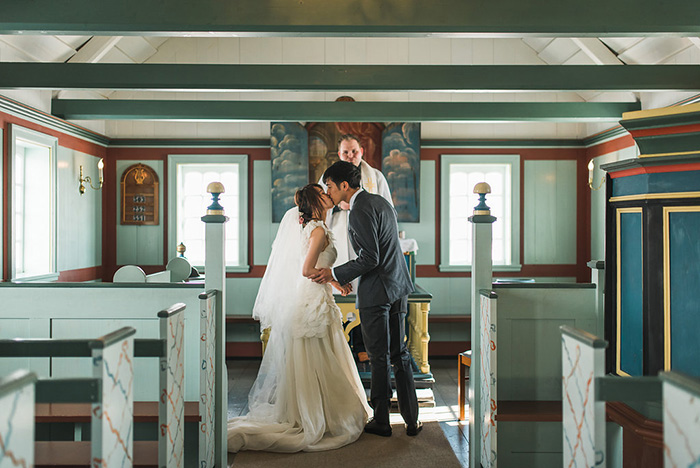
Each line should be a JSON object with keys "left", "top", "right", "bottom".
{"left": 559, "top": 326, "right": 698, "bottom": 468}
{"left": 0, "top": 327, "right": 138, "bottom": 466}
{"left": 0, "top": 369, "right": 37, "bottom": 467}
{"left": 17, "top": 305, "right": 189, "bottom": 467}
{"left": 477, "top": 286, "right": 600, "bottom": 467}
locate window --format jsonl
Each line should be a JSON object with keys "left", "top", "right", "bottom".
{"left": 440, "top": 154, "right": 520, "bottom": 271}
{"left": 168, "top": 155, "right": 248, "bottom": 271}
{"left": 10, "top": 125, "right": 58, "bottom": 281}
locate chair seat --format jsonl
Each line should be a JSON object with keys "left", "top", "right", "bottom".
{"left": 457, "top": 350, "right": 472, "bottom": 421}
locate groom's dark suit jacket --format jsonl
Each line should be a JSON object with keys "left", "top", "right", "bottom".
{"left": 334, "top": 190, "right": 413, "bottom": 309}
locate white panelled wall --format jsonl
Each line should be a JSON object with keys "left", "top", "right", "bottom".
{"left": 524, "top": 160, "right": 577, "bottom": 264}
{"left": 589, "top": 145, "right": 639, "bottom": 260}
{"left": 57, "top": 147, "right": 102, "bottom": 273}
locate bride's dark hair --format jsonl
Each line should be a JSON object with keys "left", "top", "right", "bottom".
{"left": 294, "top": 183, "right": 326, "bottom": 225}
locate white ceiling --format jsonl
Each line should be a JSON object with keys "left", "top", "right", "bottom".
{"left": 1, "top": 35, "right": 699, "bottom": 140}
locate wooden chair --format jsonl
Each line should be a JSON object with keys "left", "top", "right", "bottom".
{"left": 458, "top": 350, "right": 471, "bottom": 421}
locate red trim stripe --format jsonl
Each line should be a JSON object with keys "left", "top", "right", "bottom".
{"left": 609, "top": 162, "right": 700, "bottom": 179}
{"left": 586, "top": 134, "right": 635, "bottom": 158}
{"left": 416, "top": 264, "right": 582, "bottom": 278}
{"left": 226, "top": 341, "right": 471, "bottom": 358}
{"left": 57, "top": 266, "right": 103, "bottom": 282}
{"left": 628, "top": 123, "right": 700, "bottom": 138}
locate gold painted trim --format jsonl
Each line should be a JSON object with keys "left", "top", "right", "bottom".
{"left": 616, "top": 207, "right": 643, "bottom": 376}
{"left": 622, "top": 103, "right": 700, "bottom": 121}
{"left": 662, "top": 205, "right": 700, "bottom": 371}
{"left": 638, "top": 149, "right": 700, "bottom": 159}
{"left": 610, "top": 191, "right": 700, "bottom": 203}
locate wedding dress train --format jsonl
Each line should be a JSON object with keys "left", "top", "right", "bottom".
{"left": 227, "top": 219, "right": 371, "bottom": 453}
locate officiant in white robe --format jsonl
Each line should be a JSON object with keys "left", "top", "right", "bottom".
{"left": 319, "top": 135, "right": 394, "bottom": 269}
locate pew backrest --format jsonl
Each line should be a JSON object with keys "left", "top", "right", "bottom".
{"left": 561, "top": 325, "right": 607, "bottom": 468}
{"left": 89, "top": 327, "right": 136, "bottom": 468}
{"left": 0, "top": 369, "right": 37, "bottom": 468}
{"left": 199, "top": 290, "right": 217, "bottom": 468}
{"left": 661, "top": 371, "right": 700, "bottom": 468}
{"left": 479, "top": 290, "right": 498, "bottom": 468}
{"left": 157, "top": 304, "right": 186, "bottom": 468}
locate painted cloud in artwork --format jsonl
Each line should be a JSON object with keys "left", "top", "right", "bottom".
{"left": 382, "top": 122, "right": 420, "bottom": 222}
{"left": 271, "top": 122, "right": 309, "bottom": 222}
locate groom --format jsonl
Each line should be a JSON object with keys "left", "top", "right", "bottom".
{"left": 309, "top": 161, "right": 421, "bottom": 437}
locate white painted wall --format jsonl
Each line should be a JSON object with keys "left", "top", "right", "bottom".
{"left": 589, "top": 144, "right": 638, "bottom": 260}
{"left": 524, "top": 160, "right": 577, "bottom": 264}
{"left": 57, "top": 146, "right": 102, "bottom": 271}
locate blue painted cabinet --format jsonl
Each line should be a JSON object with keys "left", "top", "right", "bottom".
{"left": 604, "top": 157, "right": 700, "bottom": 378}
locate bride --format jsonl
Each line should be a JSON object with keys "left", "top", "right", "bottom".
{"left": 227, "top": 183, "right": 372, "bottom": 453}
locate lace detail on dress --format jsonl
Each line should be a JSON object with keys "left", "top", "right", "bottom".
{"left": 292, "top": 220, "right": 342, "bottom": 339}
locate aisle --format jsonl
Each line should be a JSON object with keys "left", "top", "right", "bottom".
{"left": 226, "top": 358, "right": 469, "bottom": 467}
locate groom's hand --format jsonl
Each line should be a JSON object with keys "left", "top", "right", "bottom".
{"left": 309, "top": 268, "right": 333, "bottom": 284}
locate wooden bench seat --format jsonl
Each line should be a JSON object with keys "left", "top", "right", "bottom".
{"left": 495, "top": 401, "right": 562, "bottom": 422}
{"left": 36, "top": 401, "right": 201, "bottom": 424}
{"left": 35, "top": 441, "right": 159, "bottom": 467}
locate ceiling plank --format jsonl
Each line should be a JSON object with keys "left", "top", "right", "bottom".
{"left": 2, "top": 0, "right": 700, "bottom": 36}
{"left": 68, "top": 36, "right": 123, "bottom": 63}
{"left": 3, "top": 64, "right": 700, "bottom": 92}
{"left": 571, "top": 38, "right": 625, "bottom": 65}
{"left": 51, "top": 99, "right": 640, "bottom": 122}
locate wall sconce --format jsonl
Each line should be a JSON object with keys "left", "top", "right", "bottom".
{"left": 588, "top": 159, "right": 605, "bottom": 190}
{"left": 79, "top": 158, "right": 104, "bottom": 195}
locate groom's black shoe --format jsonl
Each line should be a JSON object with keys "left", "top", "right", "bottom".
{"left": 405, "top": 421, "right": 423, "bottom": 436}
{"left": 364, "top": 418, "right": 392, "bottom": 437}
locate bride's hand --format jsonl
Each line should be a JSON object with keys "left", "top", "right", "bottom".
{"left": 332, "top": 281, "right": 352, "bottom": 296}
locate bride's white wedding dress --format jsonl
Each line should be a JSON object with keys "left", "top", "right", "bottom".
{"left": 227, "top": 219, "right": 371, "bottom": 453}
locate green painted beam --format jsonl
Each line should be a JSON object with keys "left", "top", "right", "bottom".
{"left": 596, "top": 376, "right": 662, "bottom": 402}
{"left": 1, "top": 0, "right": 700, "bottom": 36}
{"left": 3, "top": 63, "right": 700, "bottom": 92}
{"left": 52, "top": 99, "right": 640, "bottom": 122}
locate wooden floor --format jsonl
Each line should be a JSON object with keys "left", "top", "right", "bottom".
{"left": 226, "top": 357, "right": 469, "bottom": 467}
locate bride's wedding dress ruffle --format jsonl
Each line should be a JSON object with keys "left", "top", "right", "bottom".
{"left": 227, "top": 220, "right": 371, "bottom": 453}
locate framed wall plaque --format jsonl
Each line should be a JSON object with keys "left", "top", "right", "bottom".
{"left": 121, "top": 163, "right": 159, "bottom": 225}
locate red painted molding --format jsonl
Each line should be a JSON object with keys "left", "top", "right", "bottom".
{"left": 0, "top": 109, "right": 107, "bottom": 157}
{"left": 226, "top": 340, "right": 471, "bottom": 358}
{"left": 586, "top": 134, "right": 635, "bottom": 158}
{"left": 609, "top": 163, "right": 700, "bottom": 179}
{"left": 628, "top": 123, "right": 700, "bottom": 138}
{"left": 416, "top": 264, "right": 582, "bottom": 278}
{"left": 428, "top": 341, "right": 471, "bottom": 356}
{"left": 226, "top": 342, "right": 263, "bottom": 358}
{"left": 57, "top": 266, "right": 103, "bottom": 282}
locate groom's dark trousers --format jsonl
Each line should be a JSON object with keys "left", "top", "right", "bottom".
{"left": 360, "top": 296, "right": 418, "bottom": 426}
{"left": 333, "top": 189, "right": 418, "bottom": 427}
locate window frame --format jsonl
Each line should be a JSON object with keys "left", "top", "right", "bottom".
{"left": 440, "top": 154, "right": 521, "bottom": 272}
{"left": 9, "top": 124, "right": 59, "bottom": 282}
{"left": 167, "top": 154, "right": 249, "bottom": 272}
